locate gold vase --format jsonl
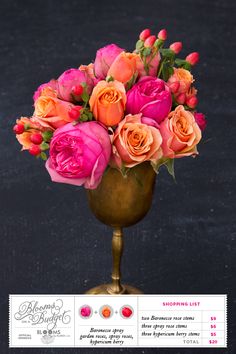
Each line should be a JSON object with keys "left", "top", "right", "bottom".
{"left": 86, "top": 162, "right": 156, "bottom": 294}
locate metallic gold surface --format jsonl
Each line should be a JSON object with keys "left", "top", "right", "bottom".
{"left": 86, "top": 162, "right": 156, "bottom": 294}
{"left": 87, "top": 162, "right": 156, "bottom": 228}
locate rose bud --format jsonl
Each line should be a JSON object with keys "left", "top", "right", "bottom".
{"left": 30, "top": 133, "right": 43, "bottom": 145}
{"left": 29, "top": 145, "right": 41, "bottom": 156}
{"left": 186, "top": 95, "right": 198, "bottom": 109}
{"left": 169, "top": 42, "right": 182, "bottom": 54}
{"left": 13, "top": 124, "right": 25, "bottom": 135}
{"left": 176, "top": 93, "right": 186, "bottom": 105}
{"left": 185, "top": 52, "right": 199, "bottom": 66}
{"left": 139, "top": 28, "right": 151, "bottom": 41}
{"left": 158, "top": 29, "right": 167, "bottom": 40}
{"left": 144, "top": 35, "right": 156, "bottom": 48}
{"left": 168, "top": 81, "right": 180, "bottom": 93}
{"left": 194, "top": 112, "right": 207, "bottom": 131}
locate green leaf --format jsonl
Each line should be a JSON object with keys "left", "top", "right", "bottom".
{"left": 87, "top": 111, "right": 93, "bottom": 120}
{"left": 40, "top": 152, "right": 47, "bottom": 161}
{"left": 40, "top": 142, "right": 50, "bottom": 151}
{"left": 161, "top": 62, "right": 170, "bottom": 81}
{"left": 106, "top": 75, "right": 114, "bottom": 82}
{"left": 42, "top": 130, "right": 53, "bottom": 142}
{"left": 175, "top": 58, "right": 186, "bottom": 66}
{"left": 80, "top": 82, "right": 86, "bottom": 87}
{"left": 168, "top": 66, "right": 174, "bottom": 76}
{"left": 183, "top": 62, "right": 192, "bottom": 71}
{"left": 80, "top": 113, "right": 89, "bottom": 122}
{"left": 81, "top": 91, "right": 89, "bottom": 103}
{"left": 164, "top": 159, "right": 176, "bottom": 181}
{"left": 151, "top": 158, "right": 176, "bottom": 181}
{"left": 136, "top": 39, "right": 144, "bottom": 50}
{"left": 160, "top": 48, "right": 175, "bottom": 60}
{"left": 151, "top": 157, "right": 168, "bottom": 173}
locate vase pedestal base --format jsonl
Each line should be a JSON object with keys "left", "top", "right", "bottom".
{"left": 85, "top": 283, "right": 143, "bottom": 295}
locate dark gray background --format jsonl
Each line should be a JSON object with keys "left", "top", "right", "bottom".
{"left": 0, "top": 0, "right": 235, "bottom": 353}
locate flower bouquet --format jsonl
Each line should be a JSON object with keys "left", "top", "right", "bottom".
{"left": 13, "top": 28, "right": 206, "bottom": 294}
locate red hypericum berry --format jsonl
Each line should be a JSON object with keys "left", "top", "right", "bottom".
{"left": 139, "top": 28, "right": 151, "bottom": 41}
{"left": 158, "top": 28, "right": 167, "bottom": 40}
{"left": 30, "top": 133, "right": 43, "bottom": 145}
{"left": 29, "top": 145, "right": 41, "bottom": 156}
{"left": 73, "top": 85, "right": 83, "bottom": 96}
{"left": 186, "top": 95, "right": 198, "bottom": 108}
{"left": 13, "top": 124, "right": 25, "bottom": 135}
{"left": 176, "top": 93, "right": 186, "bottom": 105}
{"left": 69, "top": 106, "right": 82, "bottom": 120}
{"left": 169, "top": 42, "right": 182, "bottom": 54}
{"left": 144, "top": 35, "right": 156, "bottom": 48}
{"left": 168, "top": 81, "right": 180, "bottom": 93}
{"left": 122, "top": 307, "right": 133, "bottom": 318}
{"left": 185, "top": 52, "right": 199, "bottom": 66}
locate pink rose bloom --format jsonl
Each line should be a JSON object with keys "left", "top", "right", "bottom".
{"left": 33, "top": 79, "right": 58, "bottom": 102}
{"left": 194, "top": 112, "right": 207, "bottom": 131}
{"left": 46, "top": 121, "right": 111, "bottom": 189}
{"left": 126, "top": 76, "right": 172, "bottom": 124}
{"left": 160, "top": 105, "right": 202, "bottom": 158}
{"left": 57, "top": 68, "right": 93, "bottom": 102}
{"left": 94, "top": 44, "right": 124, "bottom": 79}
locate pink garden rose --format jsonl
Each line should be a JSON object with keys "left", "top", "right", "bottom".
{"left": 160, "top": 105, "right": 201, "bottom": 158}
{"left": 46, "top": 121, "right": 111, "bottom": 189}
{"left": 194, "top": 112, "right": 207, "bottom": 131}
{"left": 33, "top": 79, "right": 58, "bottom": 102}
{"left": 94, "top": 44, "right": 124, "bottom": 79}
{"left": 57, "top": 68, "right": 94, "bottom": 102}
{"left": 126, "top": 76, "right": 172, "bottom": 124}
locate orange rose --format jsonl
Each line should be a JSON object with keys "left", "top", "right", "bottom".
{"left": 167, "top": 68, "right": 194, "bottom": 94}
{"left": 15, "top": 117, "right": 49, "bottom": 150}
{"left": 89, "top": 80, "right": 126, "bottom": 126}
{"left": 34, "top": 87, "right": 75, "bottom": 129}
{"left": 113, "top": 114, "right": 163, "bottom": 168}
{"left": 107, "top": 52, "right": 139, "bottom": 84}
{"left": 159, "top": 105, "right": 201, "bottom": 158}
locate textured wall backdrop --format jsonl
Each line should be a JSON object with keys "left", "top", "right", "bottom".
{"left": 0, "top": 0, "right": 235, "bottom": 353}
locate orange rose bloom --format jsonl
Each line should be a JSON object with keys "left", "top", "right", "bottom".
{"left": 113, "top": 114, "right": 163, "bottom": 168}
{"left": 34, "top": 87, "right": 75, "bottom": 129}
{"left": 168, "top": 68, "right": 194, "bottom": 94}
{"left": 15, "top": 117, "right": 49, "bottom": 150}
{"left": 89, "top": 80, "right": 126, "bottom": 126}
{"left": 101, "top": 306, "right": 111, "bottom": 318}
{"left": 160, "top": 105, "right": 201, "bottom": 158}
{"left": 107, "top": 52, "right": 139, "bottom": 84}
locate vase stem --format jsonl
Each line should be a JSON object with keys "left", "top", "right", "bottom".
{"left": 108, "top": 227, "right": 124, "bottom": 294}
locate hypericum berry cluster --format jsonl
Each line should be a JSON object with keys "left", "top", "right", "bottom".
{"left": 13, "top": 120, "right": 53, "bottom": 159}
